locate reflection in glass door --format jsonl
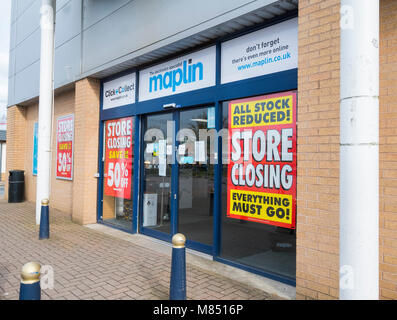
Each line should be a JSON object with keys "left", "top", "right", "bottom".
{"left": 178, "top": 107, "right": 215, "bottom": 248}
{"left": 141, "top": 113, "right": 173, "bottom": 235}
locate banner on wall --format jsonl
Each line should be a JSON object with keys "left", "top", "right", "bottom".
{"left": 227, "top": 91, "right": 297, "bottom": 229}
{"left": 56, "top": 114, "right": 74, "bottom": 180}
{"left": 104, "top": 117, "right": 133, "bottom": 199}
{"left": 221, "top": 18, "right": 298, "bottom": 84}
{"left": 33, "top": 122, "right": 38, "bottom": 176}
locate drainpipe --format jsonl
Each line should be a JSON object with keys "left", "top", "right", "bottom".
{"left": 340, "top": 0, "right": 379, "bottom": 299}
{"left": 36, "top": 0, "right": 56, "bottom": 225}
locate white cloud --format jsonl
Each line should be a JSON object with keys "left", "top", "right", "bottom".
{"left": 0, "top": 82, "right": 7, "bottom": 102}
{"left": 0, "top": 52, "right": 8, "bottom": 73}
{"left": 0, "top": 0, "right": 11, "bottom": 115}
{"left": 0, "top": 53, "right": 8, "bottom": 106}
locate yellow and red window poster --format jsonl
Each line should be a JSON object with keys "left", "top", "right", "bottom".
{"left": 56, "top": 114, "right": 74, "bottom": 180}
{"left": 104, "top": 117, "right": 133, "bottom": 199}
{"left": 227, "top": 91, "right": 297, "bottom": 229}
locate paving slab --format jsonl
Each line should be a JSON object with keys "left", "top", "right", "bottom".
{"left": 0, "top": 201, "right": 286, "bottom": 300}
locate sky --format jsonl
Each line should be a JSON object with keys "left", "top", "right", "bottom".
{"left": 0, "top": 0, "right": 11, "bottom": 129}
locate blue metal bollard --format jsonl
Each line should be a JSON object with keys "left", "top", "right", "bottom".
{"left": 169, "top": 233, "right": 186, "bottom": 300}
{"left": 39, "top": 198, "right": 49, "bottom": 240}
{"left": 19, "top": 262, "right": 41, "bottom": 300}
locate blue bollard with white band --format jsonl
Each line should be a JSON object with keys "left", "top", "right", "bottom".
{"left": 39, "top": 198, "right": 49, "bottom": 240}
{"left": 19, "top": 262, "right": 41, "bottom": 300}
{"left": 169, "top": 233, "right": 187, "bottom": 300}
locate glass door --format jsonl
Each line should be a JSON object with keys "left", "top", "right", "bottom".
{"left": 177, "top": 106, "right": 215, "bottom": 252}
{"left": 140, "top": 106, "right": 215, "bottom": 252}
{"left": 141, "top": 112, "right": 174, "bottom": 238}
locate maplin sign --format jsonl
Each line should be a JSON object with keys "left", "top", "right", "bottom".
{"left": 139, "top": 46, "right": 216, "bottom": 102}
{"left": 149, "top": 59, "right": 204, "bottom": 93}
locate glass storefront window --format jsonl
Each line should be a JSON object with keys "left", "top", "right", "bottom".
{"left": 102, "top": 117, "right": 135, "bottom": 230}
{"left": 220, "top": 100, "right": 296, "bottom": 280}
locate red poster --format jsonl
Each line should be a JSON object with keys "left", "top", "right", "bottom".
{"left": 227, "top": 91, "right": 297, "bottom": 229}
{"left": 104, "top": 117, "right": 133, "bottom": 199}
{"left": 56, "top": 114, "right": 74, "bottom": 180}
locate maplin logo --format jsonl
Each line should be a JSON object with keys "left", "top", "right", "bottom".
{"left": 105, "top": 84, "right": 134, "bottom": 98}
{"left": 149, "top": 59, "right": 203, "bottom": 93}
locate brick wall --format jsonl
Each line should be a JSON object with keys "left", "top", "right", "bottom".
{"left": 7, "top": 80, "right": 100, "bottom": 225}
{"left": 50, "top": 90, "right": 75, "bottom": 214}
{"left": 379, "top": 0, "right": 397, "bottom": 301}
{"left": 297, "top": 0, "right": 397, "bottom": 300}
{"left": 72, "top": 78, "right": 100, "bottom": 225}
{"left": 5, "top": 105, "right": 27, "bottom": 199}
{"left": 23, "top": 90, "right": 75, "bottom": 214}
{"left": 24, "top": 102, "right": 38, "bottom": 202}
{"left": 296, "top": 0, "right": 340, "bottom": 300}
{"left": 6, "top": 79, "right": 100, "bottom": 224}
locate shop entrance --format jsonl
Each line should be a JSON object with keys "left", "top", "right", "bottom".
{"left": 140, "top": 105, "right": 215, "bottom": 253}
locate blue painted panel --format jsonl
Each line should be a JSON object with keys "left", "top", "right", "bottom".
{"left": 32, "top": 122, "right": 38, "bottom": 175}
{"left": 132, "top": 116, "right": 140, "bottom": 233}
{"left": 212, "top": 102, "right": 222, "bottom": 258}
{"left": 217, "top": 69, "right": 298, "bottom": 101}
{"left": 141, "top": 227, "right": 172, "bottom": 243}
{"left": 171, "top": 111, "right": 179, "bottom": 237}
{"left": 96, "top": 82, "right": 104, "bottom": 222}
{"left": 186, "top": 239, "right": 212, "bottom": 256}
{"left": 134, "top": 87, "right": 218, "bottom": 116}
{"left": 100, "top": 103, "right": 135, "bottom": 121}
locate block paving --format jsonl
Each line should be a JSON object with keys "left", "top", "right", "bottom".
{"left": 0, "top": 201, "right": 276, "bottom": 300}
